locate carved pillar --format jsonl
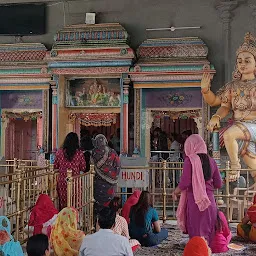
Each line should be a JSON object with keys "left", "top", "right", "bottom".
{"left": 194, "top": 117, "right": 203, "bottom": 138}
{"left": 145, "top": 110, "right": 154, "bottom": 160}
{"left": 216, "top": 0, "right": 238, "bottom": 82}
{"left": 1, "top": 117, "right": 9, "bottom": 157}
{"left": 36, "top": 116, "right": 43, "bottom": 149}
{"left": 121, "top": 78, "right": 130, "bottom": 154}
{"left": 134, "top": 89, "right": 141, "bottom": 150}
{"left": 249, "top": 0, "right": 256, "bottom": 34}
{"left": 51, "top": 82, "right": 58, "bottom": 150}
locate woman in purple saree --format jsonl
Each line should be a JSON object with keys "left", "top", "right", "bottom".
{"left": 173, "top": 134, "right": 222, "bottom": 246}
{"left": 92, "top": 134, "right": 120, "bottom": 216}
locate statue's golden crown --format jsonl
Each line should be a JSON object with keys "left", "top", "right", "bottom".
{"left": 236, "top": 32, "right": 256, "bottom": 57}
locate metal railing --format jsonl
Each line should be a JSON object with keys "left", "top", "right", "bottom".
{"left": 1, "top": 158, "right": 255, "bottom": 245}
{"left": 118, "top": 160, "right": 256, "bottom": 224}
{"left": 67, "top": 165, "right": 95, "bottom": 234}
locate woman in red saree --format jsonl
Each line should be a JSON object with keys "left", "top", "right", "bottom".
{"left": 237, "top": 194, "right": 256, "bottom": 242}
{"left": 92, "top": 134, "right": 120, "bottom": 217}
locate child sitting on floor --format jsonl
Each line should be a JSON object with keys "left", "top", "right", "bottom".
{"left": 210, "top": 210, "right": 232, "bottom": 253}
{"left": 237, "top": 194, "right": 256, "bottom": 242}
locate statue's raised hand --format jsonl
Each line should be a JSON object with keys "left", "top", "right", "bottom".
{"left": 207, "top": 115, "right": 220, "bottom": 132}
{"left": 201, "top": 73, "right": 211, "bottom": 93}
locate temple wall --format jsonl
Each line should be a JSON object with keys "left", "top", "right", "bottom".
{"left": 0, "top": 1, "right": 254, "bottom": 92}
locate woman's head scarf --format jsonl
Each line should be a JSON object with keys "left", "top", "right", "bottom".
{"left": 92, "top": 134, "right": 120, "bottom": 184}
{"left": 28, "top": 194, "right": 58, "bottom": 236}
{"left": 50, "top": 207, "right": 85, "bottom": 256}
{"left": 183, "top": 237, "right": 211, "bottom": 256}
{"left": 0, "top": 216, "right": 24, "bottom": 256}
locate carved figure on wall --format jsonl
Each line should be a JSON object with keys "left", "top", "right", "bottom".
{"left": 201, "top": 32, "right": 256, "bottom": 181}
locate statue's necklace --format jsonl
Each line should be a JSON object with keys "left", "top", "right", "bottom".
{"left": 237, "top": 80, "right": 250, "bottom": 97}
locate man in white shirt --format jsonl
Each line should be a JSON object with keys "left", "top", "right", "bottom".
{"left": 79, "top": 207, "right": 133, "bottom": 256}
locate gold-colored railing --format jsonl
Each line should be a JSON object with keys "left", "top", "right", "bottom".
{"left": 118, "top": 161, "right": 256, "bottom": 224}
{"left": 1, "top": 158, "right": 255, "bottom": 245}
{"left": 0, "top": 162, "right": 59, "bottom": 243}
{"left": 66, "top": 165, "right": 95, "bottom": 234}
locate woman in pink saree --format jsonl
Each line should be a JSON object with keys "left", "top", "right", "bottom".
{"left": 173, "top": 134, "right": 222, "bottom": 246}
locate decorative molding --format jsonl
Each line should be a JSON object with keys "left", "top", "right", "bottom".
{"left": 51, "top": 67, "right": 130, "bottom": 75}
{"left": 130, "top": 64, "right": 214, "bottom": 72}
{"left": 0, "top": 78, "right": 51, "bottom": 84}
{"left": 216, "top": 0, "right": 238, "bottom": 82}
{"left": 45, "top": 48, "right": 134, "bottom": 61}
{"left": 1, "top": 111, "right": 42, "bottom": 121}
{"left": 131, "top": 74, "right": 205, "bottom": 82}
{"left": 138, "top": 37, "right": 209, "bottom": 58}
{"left": 69, "top": 113, "right": 117, "bottom": 126}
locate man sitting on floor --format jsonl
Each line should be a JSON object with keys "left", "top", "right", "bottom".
{"left": 79, "top": 207, "right": 133, "bottom": 256}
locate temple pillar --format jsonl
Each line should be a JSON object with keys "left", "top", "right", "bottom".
{"left": 194, "top": 117, "right": 203, "bottom": 138}
{"left": 134, "top": 89, "right": 141, "bottom": 151}
{"left": 249, "top": 0, "right": 256, "bottom": 34}
{"left": 36, "top": 116, "right": 43, "bottom": 149}
{"left": 1, "top": 117, "right": 9, "bottom": 157}
{"left": 121, "top": 78, "right": 130, "bottom": 154}
{"left": 51, "top": 83, "right": 58, "bottom": 150}
{"left": 145, "top": 110, "right": 154, "bottom": 160}
{"left": 216, "top": 0, "right": 238, "bottom": 83}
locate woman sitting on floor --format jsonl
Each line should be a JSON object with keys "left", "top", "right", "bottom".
{"left": 28, "top": 194, "right": 58, "bottom": 237}
{"left": 237, "top": 194, "right": 256, "bottom": 242}
{"left": 122, "top": 190, "right": 141, "bottom": 224}
{"left": 109, "top": 197, "right": 140, "bottom": 252}
{"left": 210, "top": 210, "right": 231, "bottom": 253}
{"left": 0, "top": 216, "right": 24, "bottom": 255}
{"left": 129, "top": 191, "right": 168, "bottom": 247}
{"left": 183, "top": 236, "right": 212, "bottom": 256}
{"left": 50, "top": 207, "right": 85, "bottom": 256}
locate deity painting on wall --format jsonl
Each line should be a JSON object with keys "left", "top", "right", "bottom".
{"left": 66, "top": 78, "right": 121, "bottom": 107}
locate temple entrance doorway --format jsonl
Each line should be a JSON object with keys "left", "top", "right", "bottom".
{"left": 144, "top": 109, "right": 202, "bottom": 160}
{"left": 5, "top": 119, "right": 38, "bottom": 160}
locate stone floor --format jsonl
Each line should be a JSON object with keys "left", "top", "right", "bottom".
{"left": 134, "top": 221, "right": 255, "bottom": 256}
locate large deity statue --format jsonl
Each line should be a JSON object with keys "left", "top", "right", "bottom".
{"left": 201, "top": 32, "right": 256, "bottom": 181}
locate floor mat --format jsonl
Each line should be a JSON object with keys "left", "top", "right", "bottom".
{"left": 134, "top": 224, "right": 256, "bottom": 256}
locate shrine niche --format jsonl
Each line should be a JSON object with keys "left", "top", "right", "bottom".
{"left": 66, "top": 78, "right": 121, "bottom": 107}
{"left": 130, "top": 37, "right": 216, "bottom": 158}
{"left": 0, "top": 43, "right": 51, "bottom": 160}
{"left": 47, "top": 23, "right": 135, "bottom": 151}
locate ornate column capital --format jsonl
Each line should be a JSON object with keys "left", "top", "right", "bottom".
{"left": 52, "top": 86, "right": 58, "bottom": 105}
{"left": 249, "top": 0, "right": 256, "bottom": 34}
{"left": 123, "top": 84, "right": 129, "bottom": 104}
{"left": 216, "top": 0, "right": 238, "bottom": 30}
